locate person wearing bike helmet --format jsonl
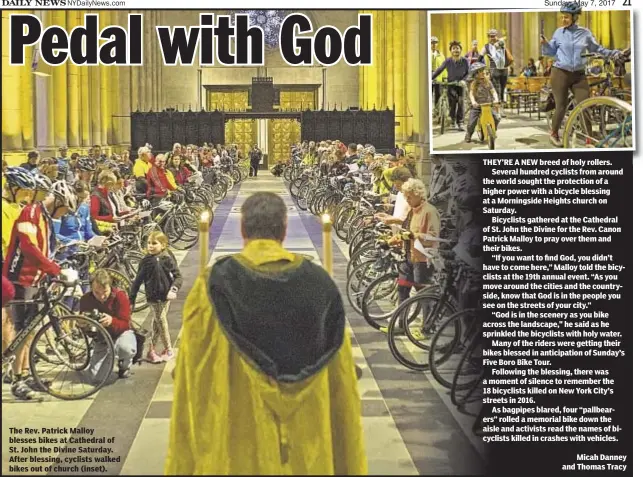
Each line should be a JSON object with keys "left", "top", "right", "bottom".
{"left": 3, "top": 178, "right": 77, "bottom": 400}
{"left": 53, "top": 180, "right": 95, "bottom": 249}
{"left": 431, "top": 36, "right": 447, "bottom": 111}
{"left": 479, "top": 29, "right": 513, "bottom": 117}
{"left": 75, "top": 156, "right": 97, "bottom": 185}
{"left": 2, "top": 168, "right": 38, "bottom": 260}
{"left": 465, "top": 62, "right": 501, "bottom": 143}
{"left": 465, "top": 40, "right": 480, "bottom": 66}
{"left": 541, "top": 1, "right": 622, "bottom": 147}
{"left": 432, "top": 40, "right": 469, "bottom": 131}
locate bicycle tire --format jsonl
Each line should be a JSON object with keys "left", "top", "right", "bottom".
{"left": 30, "top": 314, "right": 115, "bottom": 401}
{"left": 360, "top": 272, "right": 399, "bottom": 330}
{"left": 387, "top": 301, "right": 430, "bottom": 371}
{"left": 402, "top": 291, "right": 456, "bottom": 351}
{"left": 487, "top": 124, "right": 495, "bottom": 150}
{"left": 428, "top": 308, "right": 477, "bottom": 389}
{"left": 450, "top": 331, "right": 483, "bottom": 408}
{"left": 346, "top": 259, "right": 382, "bottom": 314}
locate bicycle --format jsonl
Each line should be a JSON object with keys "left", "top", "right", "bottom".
{"left": 2, "top": 274, "right": 115, "bottom": 401}
{"left": 475, "top": 103, "right": 498, "bottom": 150}
{"left": 433, "top": 81, "right": 467, "bottom": 135}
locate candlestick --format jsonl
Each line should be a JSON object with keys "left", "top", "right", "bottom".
{"left": 199, "top": 210, "right": 210, "bottom": 271}
{"left": 321, "top": 213, "right": 333, "bottom": 277}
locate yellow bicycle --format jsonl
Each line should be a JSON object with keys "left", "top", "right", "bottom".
{"left": 476, "top": 102, "right": 498, "bottom": 150}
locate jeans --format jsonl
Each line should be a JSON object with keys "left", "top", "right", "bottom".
{"left": 490, "top": 69, "right": 508, "bottom": 104}
{"left": 447, "top": 85, "right": 465, "bottom": 123}
{"left": 251, "top": 160, "right": 261, "bottom": 177}
{"left": 86, "top": 330, "right": 137, "bottom": 384}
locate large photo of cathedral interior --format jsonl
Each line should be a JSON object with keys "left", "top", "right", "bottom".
{"left": 2, "top": 10, "right": 492, "bottom": 477}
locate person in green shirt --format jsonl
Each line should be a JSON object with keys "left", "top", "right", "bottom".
{"left": 431, "top": 36, "right": 447, "bottom": 113}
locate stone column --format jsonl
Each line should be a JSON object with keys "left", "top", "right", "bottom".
{"left": 52, "top": 11, "right": 68, "bottom": 148}
{"left": 90, "top": 65, "right": 102, "bottom": 147}
{"left": 67, "top": 11, "right": 81, "bottom": 148}
{"left": 2, "top": 11, "right": 23, "bottom": 151}
{"left": 393, "top": 11, "right": 406, "bottom": 141}
{"left": 20, "top": 11, "right": 35, "bottom": 151}
{"left": 80, "top": 62, "right": 91, "bottom": 147}
{"left": 405, "top": 11, "right": 420, "bottom": 144}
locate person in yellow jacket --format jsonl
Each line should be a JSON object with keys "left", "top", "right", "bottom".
{"left": 166, "top": 192, "right": 367, "bottom": 476}
{"left": 431, "top": 36, "right": 447, "bottom": 113}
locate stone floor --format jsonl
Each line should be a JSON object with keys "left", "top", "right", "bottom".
{"left": 431, "top": 109, "right": 555, "bottom": 152}
{"left": 2, "top": 175, "right": 485, "bottom": 476}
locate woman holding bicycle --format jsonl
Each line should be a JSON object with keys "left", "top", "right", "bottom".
{"left": 388, "top": 179, "right": 441, "bottom": 309}
{"left": 541, "top": 2, "right": 623, "bottom": 147}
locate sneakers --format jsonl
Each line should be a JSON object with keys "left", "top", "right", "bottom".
{"left": 3, "top": 369, "right": 13, "bottom": 384}
{"left": 464, "top": 134, "right": 472, "bottom": 143}
{"left": 457, "top": 122, "right": 464, "bottom": 131}
{"left": 11, "top": 380, "right": 37, "bottom": 401}
{"left": 147, "top": 350, "right": 163, "bottom": 364}
{"left": 159, "top": 349, "right": 174, "bottom": 362}
{"left": 118, "top": 359, "right": 132, "bottom": 379}
{"left": 24, "top": 375, "right": 49, "bottom": 392}
{"left": 549, "top": 133, "right": 563, "bottom": 147}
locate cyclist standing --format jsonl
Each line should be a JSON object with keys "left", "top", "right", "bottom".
{"left": 431, "top": 41, "right": 469, "bottom": 131}
{"left": 3, "top": 179, "right": 78, "bottom": 400}
{"left": 541, "top": 2, "right": 623, "bottom": 147}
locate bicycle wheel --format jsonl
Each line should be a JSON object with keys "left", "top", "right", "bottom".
{"left": 450, "top": 330, "right": 483, "bottom": 411}
{"left": 120, "top": 251, "right": 149, "bottom": 313}
{"left": 167, "top": 213, "right": 199, "bottom": 250}
{"left": 346, "top": 259, "right": 384, "bottom": 314}
{"left": 34, "top": 303, "right": 73, "bottom": 365}
{"left": 386, "top": 291, "right": 448, "bottom": 371}
{"left": 30, "top": 314, "right": 115, "bottom": 400}
{"left": 562, "top": 96, "right": 632, "bottom": 148}
{"left": 487, "top": 124, "right": 495, "bottom": 150}
{"left": 428, "top": 308, "right": 478, "bottom": 389}
{"left": 360, "top": 272, "right": 399, "bottom": 329}
{"left": 440, "top": 99, "right": 447, "bottom": 135}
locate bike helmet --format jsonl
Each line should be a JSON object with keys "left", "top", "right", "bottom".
{"left": 487, "top": 29, "right": 499, "bottom": 36}
{"left": 52, "top": 180, "right": 78, "bottom": 212}
{"left": 77, "top": 156, "right": 96, "bottom": 172}
{"left": 449, "top": 40, "right": 462, "bottom": 50}
{"left": 560, "top": 1, "right": 582, "bottom": 14}
{"left": 30, "top": 171, "right": 53, "bottom": 191}
{"left": 4, "top": 166, "right": 37, "bottom": 190}
{"left": 469, "top": 62, "right": 486, "bottom": 76}
{"left": 119, "top": 163, "right": 132, "bottom": 177}
{"left": 431, "top": 36, "right": 439, "bottom": 43}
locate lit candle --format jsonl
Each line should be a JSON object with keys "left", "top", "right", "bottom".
{"left": 321, "top": 213, "right": 333, "bottom": 277}
{"left": 199, "top": 210, "right": 210, "bottom": 271}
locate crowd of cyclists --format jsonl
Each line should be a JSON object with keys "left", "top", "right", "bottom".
{"left": 1, "top": 135, "right": 482, "bottom": 423}
{"left": 279, "top": 139, "right": 483, "bottom": 427}
{"left": 1, "top": 142, "right": 246, "bottom": 401}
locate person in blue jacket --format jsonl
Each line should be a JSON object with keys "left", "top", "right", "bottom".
{"left": 53, "top": 181, "right": 95, "bottom": 247}
{"left": 540, "top": 2, "right": 624, "bottom": 147}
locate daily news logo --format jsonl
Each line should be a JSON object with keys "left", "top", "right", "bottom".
{"left": 3, "top": 0, "right": 68, "bottom": 6}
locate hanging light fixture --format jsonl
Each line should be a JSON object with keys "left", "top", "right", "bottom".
{"left": 230, "top": 10, "right": 291, "bottom": 49}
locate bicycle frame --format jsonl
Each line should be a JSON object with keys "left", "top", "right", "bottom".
{"left": 2, "top": 282, "right": 75, "bottom": 366}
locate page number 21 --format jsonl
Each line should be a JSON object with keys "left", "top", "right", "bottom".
{"left": 623, "top": 0, "right": 631, "bottom": 5}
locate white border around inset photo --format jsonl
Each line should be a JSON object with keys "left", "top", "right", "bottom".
{"left": 427, "top": 8, "right": 635, "bottom": 155}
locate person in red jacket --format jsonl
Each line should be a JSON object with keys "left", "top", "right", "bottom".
{"left": 146, "top": 154, "right": 176, "bottom": 200}
{"left": 167, "top": 154, "right": 192, "bottom": 185}
{"left": 79, "top": 269, "right": 137, "bottom": 380}
{"left": 90, "top": 170, "right": 118, "bottom": 224}
{"left": 4, "top": 179, "right": 77, "bottom": 400}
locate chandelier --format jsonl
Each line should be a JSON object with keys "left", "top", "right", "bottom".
{"left": 230, "top": 10, "right": 291, "bottom": 49}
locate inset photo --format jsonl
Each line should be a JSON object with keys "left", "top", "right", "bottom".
{"left": 429, "top": 6, "right": 633, "bottom": 152}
